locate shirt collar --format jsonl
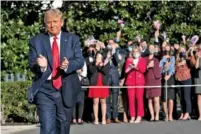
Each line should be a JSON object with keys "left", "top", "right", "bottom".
{"left": 49, "top": 31, "right": 61, "bottom": 40}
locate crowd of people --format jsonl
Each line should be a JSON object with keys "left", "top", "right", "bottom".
{"left": 72, "top": 25, "right": 201, "bottom": 125}
{"left": 28, "top": 8, "right": 200, "bottom": 134}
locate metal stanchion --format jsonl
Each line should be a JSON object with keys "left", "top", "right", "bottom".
{"left": 165, "top": 75, "right": 168, "bottom": 122}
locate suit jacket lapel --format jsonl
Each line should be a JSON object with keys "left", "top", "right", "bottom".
{"left": 60, "top": 32, "right": 68, "bottom": 62}
{"left": 43, "top": 33, "right": 53, "bottom": 69}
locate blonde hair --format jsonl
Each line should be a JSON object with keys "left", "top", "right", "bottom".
{"left": 44, "top": 8, "right": 63, "bottom": 24}
{"left": 132, "top": 45, "right": 141, "bottom": 52}
{"left": 149, "top": 44, "right": 154, "bottom": 48}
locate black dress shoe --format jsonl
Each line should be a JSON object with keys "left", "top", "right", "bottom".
{"left": 154, "top": 119, "right": 159, "bottom": 122}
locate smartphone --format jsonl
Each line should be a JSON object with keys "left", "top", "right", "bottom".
{"left": 193, "top": 51, "right": 197, "bottom": 55}
{"left": 167, "top": 58, "right": 170, "bottom": 62}
{"left": 129, "top": 64, "right": 134, "bottom": 68}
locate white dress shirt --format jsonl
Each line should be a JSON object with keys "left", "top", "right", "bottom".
{"left": 41, "top": 31, "right": 64, "bottom": 80}
{"left": 77, "top": 62, "right": 87, "bottom": 81}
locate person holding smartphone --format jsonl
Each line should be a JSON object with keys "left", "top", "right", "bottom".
{"left": 175, "top": 46, "right": 192, "bottom": 121}
{"left": 88, "top": 52, "right": 110, "bottom": 125}
{"left": 159, "top": 44, "right": 176, "bottom": 121}
{"left": 124, "top": 45, "right": 146, "bottom": 123}
{"left": 145, "top": 44, "right": 162, "bottom": 122}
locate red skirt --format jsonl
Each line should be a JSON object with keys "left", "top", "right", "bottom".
{"left": 88, "top": 73, "right": 109, "bottom": 98}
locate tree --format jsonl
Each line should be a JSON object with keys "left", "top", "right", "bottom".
{"left": 1, "top": 1, "right": 201, "bottom": 80}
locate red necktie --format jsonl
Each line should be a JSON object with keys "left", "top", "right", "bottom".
{"left": 52, "top": 36, "right": 62, "bottom": 89}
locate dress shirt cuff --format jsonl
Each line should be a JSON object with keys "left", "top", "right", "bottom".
{"left": 40, "top": 67, "right": 47, "bottom": 72}
{"left": 89, "top": 57, "right": 94, "bottom": 63}
{"left": 64, "top": 66, "right": 68, "bottom": 72}
{"left": 155, "top": 37, "right": 159, "bottom": 43}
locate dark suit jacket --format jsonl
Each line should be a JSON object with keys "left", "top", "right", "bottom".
{"left": 28, "top": 32, "right": 84, "bottom": 108}
{"left": 109, "top": 48, "right": 122, "bottom": 84}
{"left": 88, "top": 62, "right": 110, "bottom": 86}
{"left": 141, "top": 49, "right": 149, "bottom": 57}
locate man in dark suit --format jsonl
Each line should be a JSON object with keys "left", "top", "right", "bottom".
{"left": 28, "top": 9, "right": 84, "bottom": 134}
{"left": 140, "top": 40, "right": 149, "bottom": 57}
{"left": 106, "top": 38, "right": 122, "bottom": 124}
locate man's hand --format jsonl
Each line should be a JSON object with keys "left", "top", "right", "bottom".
{"left": 60, "top": 57, "right": 69, "bottom": 70}
{"left": 37, "top": 54, "right": 48, "bottom": 68}
{"left": 77, "top": 69, "right": 83, "bottom": 74}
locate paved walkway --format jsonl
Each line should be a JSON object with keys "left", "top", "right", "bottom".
{"left": 2, "top": 120, "right": 201, "bottom": 134}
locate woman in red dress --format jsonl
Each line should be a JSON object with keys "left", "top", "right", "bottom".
{"left": 88, "top": 52, "right": 110, "bottom": 125}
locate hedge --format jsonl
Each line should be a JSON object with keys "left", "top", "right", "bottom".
{"left": 1, "top": 81, "right": 37, "bottom": 124}
{"left": 0, "top": 81, "right": 126, "bottom": 124}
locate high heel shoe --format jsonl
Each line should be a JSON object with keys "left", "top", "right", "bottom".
{"left": 123, "top": 119, "right": 128, "bottom": 123}
{"left": 154, "top": 119, "right": 159, "bottom": 122}
{"left": 179, "top": 114, "right": 184, "bottom": 120}
{"left": 149, "top": 118, "right": 154, "bottom": 122}
{"left": 182, "top": 117, "right": 191, "bottom": 121}
{"left": 101, "top": 121, "right": 106, "bottom": 125}
{"left": 134, "top": 117, "right": 141, "bottom": 124}
{"left": 94, "top": 121, "right": 99, "bottom": 125}
{"left": 134, "top": 119, "right": 141, "bottom": 124}
{"left": 123, "top": 115, "right": 128, "bottom": 123}
{"left": 129, "top": 119, "right": 135, "bottom": 123}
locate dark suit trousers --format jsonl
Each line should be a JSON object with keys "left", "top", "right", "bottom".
{"left": 35, "top": 82, "right": 68, "bottom": 134}
{"left": 73, "top": 91, "right": 85, "bottom": 119}
{"left": 106, "top": 75, "right": 119, "bottom": 119}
